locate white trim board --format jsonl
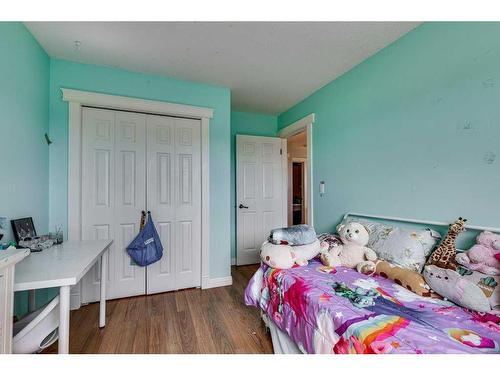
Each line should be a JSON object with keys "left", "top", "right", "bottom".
{"left": 205, "top": 276, "right": 233, "bottom": 289}
{"left": 278, "top": 113, "right": 315, "bottom": 138}
{"left": 63, "top": 88, "right": 217, "bottom": 308}
{"left": 278, "top": 113, "right": 315, "bottom": 226}
{"left": 62, "top": 88, "right": 214, "bottom": 119}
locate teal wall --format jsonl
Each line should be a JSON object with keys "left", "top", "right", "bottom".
{"left": 278, "top": 22, "right": 500, "bottom": 234}
{"left": 0, "top": 23, "right": 52, "bottom": 316}
{"left": 49, "top": 59, "right": 232, "bottom": 278}
{"left": 230, "top": 111, "right": 277, "bottom": 261}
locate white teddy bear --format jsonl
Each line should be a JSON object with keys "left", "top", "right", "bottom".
{"left": 320, "top": 222, "right": 378, "bottom": 274}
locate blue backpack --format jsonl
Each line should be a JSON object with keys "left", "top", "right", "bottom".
{"left": 126, "top": 211, "right": 163, "bottom": 267}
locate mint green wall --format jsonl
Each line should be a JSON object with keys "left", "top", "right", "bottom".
{"left": 0, "top": 23, "right": 52, "bottom": 316}
{"left": 230, "top": 111, "right": 277, "bottom": 260}
{"left": 48, "top": 59, "right": 232, "bottom": 278}
{"left": 278, "top": 22, "right": 500, "bottom": 234}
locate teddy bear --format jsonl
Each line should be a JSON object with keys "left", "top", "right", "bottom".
{"left": 260, "top": 239, "right": 328, "bottom": 269}
{"left": 455, "top": 231, "right": 500, "bottom": 276}
{"left": 320, "top": 222, "right": 378, "bottom": 275}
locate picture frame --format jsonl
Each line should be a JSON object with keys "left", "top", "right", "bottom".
{"left": 11, "top": 217, "right": 37, "bottom": 243}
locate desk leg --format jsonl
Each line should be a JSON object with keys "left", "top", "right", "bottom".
{"left": 99, "top": 250, "right": 107, "bottom": 328}
{"left": 58, "top": 285, "right": 70, "bottom": 354}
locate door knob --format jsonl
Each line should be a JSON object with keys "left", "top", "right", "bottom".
{"left": 239, "top": 204, "right": 249, "bottom": 209}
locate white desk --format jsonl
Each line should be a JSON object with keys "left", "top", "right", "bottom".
{"left": 14, "top": 240, "right": 112, "bottom": 354}
{"left": 0, "top": 248, "right": 30, "bottom": 354}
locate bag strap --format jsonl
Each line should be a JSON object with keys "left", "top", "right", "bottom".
{"left": 140, "top": 210, "right": 146, "bottom": 230}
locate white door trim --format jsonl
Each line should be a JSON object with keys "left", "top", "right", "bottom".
{"left": 63, "top": 88, "right": 213, "bottom": 309}
{"left": 278, "top": 113, "right": 315, "bottom": 226}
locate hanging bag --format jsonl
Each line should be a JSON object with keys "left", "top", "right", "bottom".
{"left": 126, "top": 211, "right": 163, "bottom": 266}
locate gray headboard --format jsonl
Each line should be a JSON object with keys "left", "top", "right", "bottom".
{"left": 342, "top": 212, "right": 500, "bottom": 250}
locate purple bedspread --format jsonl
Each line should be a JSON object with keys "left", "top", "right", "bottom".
{"left": 244, "top": 260, "right": 500, "bottom": 354}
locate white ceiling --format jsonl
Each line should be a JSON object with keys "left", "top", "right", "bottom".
{"left": 25, "top": 22, "right": 420, "bottom": 115}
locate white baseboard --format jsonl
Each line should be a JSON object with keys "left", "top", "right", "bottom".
{"left": 231, "top": 257, "right": 236, "bottom": 266}
{"left": 203, "top": 276, "right": 233, "bottom": 289}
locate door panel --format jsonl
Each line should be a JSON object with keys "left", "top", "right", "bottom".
{"left": 112, "top": 111, "right": 146, "bottom": 299}
{"left": 81, "top": 108, "right": 115, "bottom": 303}
{"left": 145, "top": 115, "right": 175, "bottom": 293}
{"left": 173, "top": 118, "right": 201, "bottom": 290}
{"left": 81, "top": 108, "right": 146, "bottom": 303}
{"left": 146, "top": 115, "right": 201, "bottom": 293}
{"left": 236, "top": 135, "right": 284, "bottom": 265}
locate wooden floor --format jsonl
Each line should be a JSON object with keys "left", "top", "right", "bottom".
{"left": 42, "top": 265, "right": 273, "bottom": 354}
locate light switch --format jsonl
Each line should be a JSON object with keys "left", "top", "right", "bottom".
{"left": 319, "top": 181, "right": 325, "bottom": 196}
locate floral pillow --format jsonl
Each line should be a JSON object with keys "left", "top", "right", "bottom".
{"left": 317, "top": 233, "right": 342, "bottom": 251}
{"left": 339, "top": 217, "right": 441, "bottom": 272}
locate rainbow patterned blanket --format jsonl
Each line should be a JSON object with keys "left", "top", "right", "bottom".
{"left": 244, "top": 259, "right": 500, "bottom": 354}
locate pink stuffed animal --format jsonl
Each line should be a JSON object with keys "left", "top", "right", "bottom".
{"left": 455, "top": 231, "right": 500, "bottom": 275}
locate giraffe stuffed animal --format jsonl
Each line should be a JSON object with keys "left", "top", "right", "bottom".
{"left": 428, "top": 217, "right": 467, "bottom": 271}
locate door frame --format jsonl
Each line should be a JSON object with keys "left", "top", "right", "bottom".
{"left": 278, "top": 113, "right": 315, "bottom": 226}
{"left": 62, "top": 88, "right": 213, "bottom": 308}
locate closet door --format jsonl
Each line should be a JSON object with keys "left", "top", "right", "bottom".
{"left": 146, "top": 115, "right": 201, "bottom": 293}
{"left": 80, "top": 108, "right": 146, "bottom": 303}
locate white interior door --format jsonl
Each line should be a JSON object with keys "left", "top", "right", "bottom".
{"left": 81, "top": 107, "right": 146, "bottom": 303}
{"left": 236, "top": 135, "right": 285, "bottom": 265}
{"left": 146, "top": 115, "right": 202, "bottom": 293}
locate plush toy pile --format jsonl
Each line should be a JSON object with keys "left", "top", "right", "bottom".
{"left": 260, "top": 225, "right": 328, "bottom": 269}
{"left": 455, "top": 231, "right": 500, "bottom": 275}
{"left": 423, "top": 218, "right": 500, "bottom": 314}
{"left": 260, "top": 218, "right": 500, "bottom": 316}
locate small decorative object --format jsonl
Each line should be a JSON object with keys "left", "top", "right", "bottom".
{"left": 0, "top": 217, "right": 7, "bottom": 233}
{"left": 320, "top": 222, "right": 377, "bottom": 275}
{"left": 455, "top": 231, "right": 500, "bottom": 276}
{"left": 427, "top": 217, "right": 467, "bottom": 271}
{"left": 11, "top": 217, "right": 37, "bottom": 243}
{"left": 19, "top": 236, "right": 54, "bottom": 252}
{"left": 53, "top": 225, "right": 63, "bottom": 244}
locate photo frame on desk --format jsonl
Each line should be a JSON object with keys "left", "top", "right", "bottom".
{"left": 11, "top": 217, "right": 37, "bottom": 243}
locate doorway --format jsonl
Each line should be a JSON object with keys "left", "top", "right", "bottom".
{"left": 286, "top": 130, "right": 308, "bottom": 226}
{"left": 278, "top": 113, "right": 314, "bottom": 227}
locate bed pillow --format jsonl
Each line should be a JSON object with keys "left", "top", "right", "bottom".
{"left": 375, "top": 260, "right": 440, "bottom": 298}
{"left": 317, "top": 233, "right": 342, "bottom": 251}
{"left": 339, "top": 217, "right": 441, "bottom": 272}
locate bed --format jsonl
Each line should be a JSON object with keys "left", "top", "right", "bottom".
{"left": 244, "top": 214, "right": 500, "bottom": 354}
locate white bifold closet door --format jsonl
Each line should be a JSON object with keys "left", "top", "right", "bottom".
{"left": 80, "top": 107, "right": 201, "bottom": 304}
{"left": 145, "top": 115, "right": 201, "bottom": 294}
